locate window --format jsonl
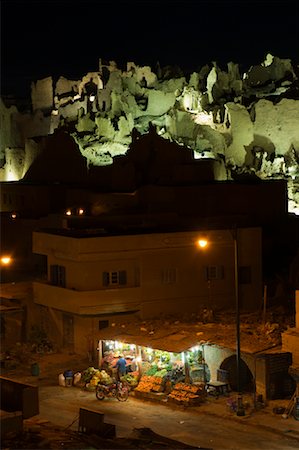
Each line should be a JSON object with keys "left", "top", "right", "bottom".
{"left": 239, "top": 266, "right": 252, "bottom": 284}
{"left": 103, "top": 270, "right": 127, "bottom": 287}
{"left": 204, "top": 265, "right": 224, "bottom": 280}
{"left": 161, "top": 268, "right": 177, "bottom": 284}
{"left": 99, "top": 320, "right": 109, "bottom": 330}
{"left": 50, "top": 264, "right": 66, "bottom": 287}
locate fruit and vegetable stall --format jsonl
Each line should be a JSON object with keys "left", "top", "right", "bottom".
{"left": 78, "top": 339, "right": 209, "bottom": 406}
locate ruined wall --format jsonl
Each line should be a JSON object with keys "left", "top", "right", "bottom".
{"left": 31, "top": 76, "right": 53, "bottom": 112}
{"left": 1, "top": 55, "right": 298, "bottom": 210}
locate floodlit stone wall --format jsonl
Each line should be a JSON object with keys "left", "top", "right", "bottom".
{"left": 1, "top": 54, "right": 299, "bottom": 211}
{"left": 31, "top": 76, "right": 53, "bottom": 112}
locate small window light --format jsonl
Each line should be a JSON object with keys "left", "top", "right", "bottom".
{"left": 78, "top": 208, "right": 84, "bottom": 215}
{"left": 89, "top": 95, "right": 95, "bottom": 102}
{"left": 65, "top": 209, "right": 72, "bottom": 216}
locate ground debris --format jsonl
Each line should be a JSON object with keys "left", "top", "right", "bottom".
{"left": 130, "top": 427, "right": 211, "bottom": 449}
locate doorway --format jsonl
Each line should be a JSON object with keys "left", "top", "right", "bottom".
{"left": 221, "top": 356, "right": 254, "bottom": 392}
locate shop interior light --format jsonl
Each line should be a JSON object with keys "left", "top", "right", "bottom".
{"left": 191, "top": 346, "right": 200, "bottom": 352}
{"left": 115, "top": 341, "right": 124, "bottom": 349}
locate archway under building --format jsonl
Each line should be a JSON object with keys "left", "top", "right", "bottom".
{"left": 220, "top": 356, "right": 254, "bottom": 392}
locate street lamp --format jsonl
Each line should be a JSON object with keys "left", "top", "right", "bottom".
{"left": 1, "top": 255, "right": 12, "bottom": 266}
{"left": 197, "top": 239, "right": 208, "bottom": 248}
{"left": 232, "top": 228, "right": 245, "bottom": 416}
{"left": 197, "top": 229, "right": 245, "bottom": 416}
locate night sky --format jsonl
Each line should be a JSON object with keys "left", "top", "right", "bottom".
{"left": 1, "top": 0, "right": 299, "bottom": 97}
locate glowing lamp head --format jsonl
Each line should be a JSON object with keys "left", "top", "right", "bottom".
{"left": 65, "top": 209, "right": 72, "bottom": 216}
{"left": 78, "top": 208, "right": 84, "bottom": 215}
{"left": 1, "top": 256, "right": 12, "bottom": 266}
{"left": 197, "top": 239, "right": 208, "bottom": 248}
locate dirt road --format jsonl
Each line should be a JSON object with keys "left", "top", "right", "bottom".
{"left": 37, "top": 384, "right": 299, "bottom": 450}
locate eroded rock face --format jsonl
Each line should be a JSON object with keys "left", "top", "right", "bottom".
{"left": 1, "top": 54, "right": 299, "bottom": 210}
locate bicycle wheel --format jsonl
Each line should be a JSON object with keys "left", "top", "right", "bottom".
{"left": 96, "top": 386, "right": 105, "bottom": 400}
{"left": 116, "top": 386, "right": 129, "bottom": 402}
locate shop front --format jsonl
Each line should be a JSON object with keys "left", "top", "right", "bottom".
{"left": 92, "top": 333, "right": 215, "bottom": 406}
{"left": 75, "top": 322, "right": 295, "bottom": 404}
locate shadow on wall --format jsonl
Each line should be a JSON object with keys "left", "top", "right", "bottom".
{"left": 221, "top": 355, "right": 254, "bottom": 392}
{"left": 23, "top": 129, "right": 88, "bottom": 184}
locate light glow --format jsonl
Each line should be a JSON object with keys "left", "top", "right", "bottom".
{"left": 65, "top": 209, "right": 72, "bottom": 216}
{"left": 194, "top": 111, "right": 214, "bottom": 126}
{"left": 197, "top": 239, "right": 208, "bottom": 248}
{"left": 1, "top": 256, "right": 12, "bottom": 266}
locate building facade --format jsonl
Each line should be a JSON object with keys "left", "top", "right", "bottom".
{"left": 32, "top": 227, "right": 262, "bottom": 357}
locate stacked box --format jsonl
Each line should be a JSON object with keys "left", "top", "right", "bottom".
{"left": 168, "top": 382, "right": 206, "bottom": 406}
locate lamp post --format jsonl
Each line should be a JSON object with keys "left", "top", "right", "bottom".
{"left": 232, "top": 228, "right": 245, "bottom": 416}
{"left": 197, "top": 230, "right": 245, "bottom": 416}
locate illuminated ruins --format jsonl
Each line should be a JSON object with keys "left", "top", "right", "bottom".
{"left": 1, "top": 54, "right": 299, "bottom": 212}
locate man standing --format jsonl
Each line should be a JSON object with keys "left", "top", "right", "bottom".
{"left": 115, "top": 354, "right": 127, "bottom": 381}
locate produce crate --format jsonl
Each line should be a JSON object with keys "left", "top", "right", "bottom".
{"left": 135, "top": 375, "right": 165, "bottom": 393}
{"left": 168, "top": 382, "right": 206, "bottom": 406}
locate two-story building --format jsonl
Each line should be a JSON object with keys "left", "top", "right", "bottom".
{"left": 32, "top": 226, "right": 262, "bottom": 357}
